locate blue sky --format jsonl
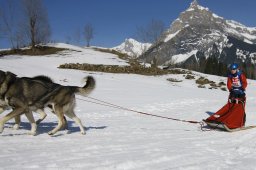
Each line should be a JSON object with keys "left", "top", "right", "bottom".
{"left": 1, "top": 0, "right": 256, "bottom": 48}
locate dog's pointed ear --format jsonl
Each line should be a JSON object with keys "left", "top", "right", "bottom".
{"left": 5, "top": 72, "right": 17, "bottom": 82}
{"left": 6, "top": 71, "right": 17, "bottom": 77}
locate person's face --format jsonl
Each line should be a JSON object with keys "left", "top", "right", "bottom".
{"left": 231, "top": 69, "right": 237, "bottom": 74}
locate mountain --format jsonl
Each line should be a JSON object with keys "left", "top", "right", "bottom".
{"left": 139, "top": 0, "right": 256, "bottom": 77}
{"left": 112, "top": 38, "right": 151, "bottom": 58}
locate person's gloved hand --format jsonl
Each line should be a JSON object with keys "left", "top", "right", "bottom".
{"left": 239, "top": 87, "right": 245, "bottom": 91}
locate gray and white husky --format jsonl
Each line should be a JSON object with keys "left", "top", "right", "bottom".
{"left": 0, "top": 70, "right": 95, "bottom": 135}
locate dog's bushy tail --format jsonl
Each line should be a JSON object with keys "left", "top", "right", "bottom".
{"left": 75, "top": 76, "right": 96, "bottom": 96}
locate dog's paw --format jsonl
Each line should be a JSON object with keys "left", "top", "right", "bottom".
{"left": 28, "top": 131, "right": 37, "bottom": 136}
{"left": 81, "top": 131, "right": 86, "bottom": 135}
{"left": 48, "top": 131, "right": 54, "bottom": 136}
{"left": 13, "top": 124, "right": 20, "bottom": 130}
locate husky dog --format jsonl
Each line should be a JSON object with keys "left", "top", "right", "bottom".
{"left": 0, "top": 70, "right": 95, "bottom": 135}
{"left": 32, "top": 75, "right": 96, "bottom": 135}
{"left": 0, "top": 71, "right": 62, "bottom": 133}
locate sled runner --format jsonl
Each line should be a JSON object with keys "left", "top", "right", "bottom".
{"left": 223, "top": 124, "right": 256, "bottom": 132}
{"left": 203, "top": 119, "right": 256, "bottom": 132}
{"left": 203, "top": 97, "right": 248, "bottom": 131}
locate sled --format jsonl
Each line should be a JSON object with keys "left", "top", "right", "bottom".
{"left": 204, "top": 97, "right": 246, "bottom": 130}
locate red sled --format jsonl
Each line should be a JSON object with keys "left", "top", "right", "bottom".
{"left": 204, "top": 98, "right": 246, "bottom": 130}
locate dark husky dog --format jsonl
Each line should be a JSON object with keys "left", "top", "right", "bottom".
{"left": 0, "top": 70, "right": 95, "bottom": 135}
{"left": 0, "top": 71, "right": 52, "bottom": 135}
{"left": 0, "top": 71, "right": 59, "bottom": 132}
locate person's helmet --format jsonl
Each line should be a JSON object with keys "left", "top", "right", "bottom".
{"left": 230, "top": 63, "right": 238, "bottom": 70}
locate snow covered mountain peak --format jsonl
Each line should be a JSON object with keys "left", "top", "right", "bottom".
{"left": 112, "top": 38, "right": 151, "bottom": 58}
{"left": 139, "top": 1, "right": 256, "bottom": 77}
{"left": 163, "top": 0, "right": 256, "bottom": 44}
{"left": 188, "top": 0, "right": 208, "bottom": 11}
{"left": 189, "top": 0, "right": 199, "bottom": 7}
{"left": 162, "top": 1, "right": 223, "bottom": 43}
{"left": 167, "top": 1, "right": 219, "bottom": 34}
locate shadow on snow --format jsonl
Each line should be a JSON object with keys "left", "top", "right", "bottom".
{"left": 3, "top": 121, "right": 107, "bottom": 136}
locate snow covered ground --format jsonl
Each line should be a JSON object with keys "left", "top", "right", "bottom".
{"left": 1, "top": 44, "right": 256, "bottom": 169}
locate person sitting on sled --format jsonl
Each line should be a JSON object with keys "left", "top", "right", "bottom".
{"left": 203, "top": 63, "right": 248, "bottom": 130}
{"left": 227, "top": 63, "right": 247, "bottom": 100}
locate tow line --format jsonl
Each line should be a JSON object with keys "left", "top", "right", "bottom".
{"left": 77, "top": 96, "right": 204, "bottom": 127}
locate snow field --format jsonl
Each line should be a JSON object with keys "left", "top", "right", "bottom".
{"left": 1, "top": 45, "right": 256, "bottom": 169}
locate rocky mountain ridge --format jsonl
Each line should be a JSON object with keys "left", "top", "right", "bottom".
{"left": 139, "top": 0, "right": 256, "bottom": 78}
